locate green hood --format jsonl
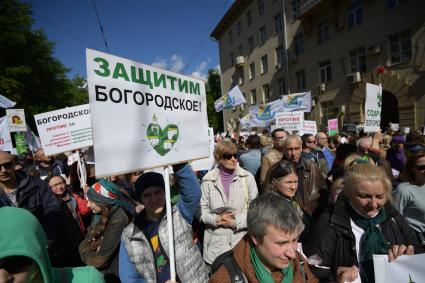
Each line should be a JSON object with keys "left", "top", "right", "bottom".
{"left": 0, "top": 206, "right": 55, "bottom": 282}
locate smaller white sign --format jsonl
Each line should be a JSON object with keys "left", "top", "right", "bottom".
{"left": 190, "top": 128, "right": 215, "bottom": 172}
{"left": 301, "top": 120, "right": 317, "bottom": 135}
{"left": 275, "top": 111, "right": 304, "bottom": 133}
{"left": 34, "top": 104, "right": 93, "bottom": 156}
{"left": 364, "top": 83, "right": 382, "bottom": 133}
{"left": 389, "top": 123, "right": 399, "bottom": 131}
{"left": 6, "top": 109, "right": 27, "bottom": 132}
{"left": 0, "top": 116, "right": 13, "bottom": 151}
{"left": 401, "top": 127, "right": 410, "bottom": 134}
{"left": 374, "top": 253, "right": 425, "bottom": 283}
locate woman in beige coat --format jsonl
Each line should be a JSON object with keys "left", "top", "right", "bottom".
{"left": 200, "top": 140, "right": 258, "bottom": 266}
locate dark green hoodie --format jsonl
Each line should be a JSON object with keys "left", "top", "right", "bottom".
{"left": 0, "top": 207, "right": 105, "bottom": 283}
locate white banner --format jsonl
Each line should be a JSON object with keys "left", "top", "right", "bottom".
{"left": 301, "top": 120, "right": 317, "bottom": 135}
{"left": 0, "top": 94, "right": 16, "bottom": 108}
{"left": 190, "top": 127, "right": 215, "bottom": 172}
{"left": 87, "top": 49, "right": 209, "bottom": 177}
{"left": 249, "top": 99, "right": 285, "bottom": 127}
{"left": 0, "top": 117, "right": 13, "bottom": 152}
{"left": 283, "top": 91, "right": 312, "bottom": 112}
{"left": 374, "top": 254, "right": 425, "bottom": 283}
{"left": 34, "top": 104, "right": 93, "bottom": 156}
{"left": 214, "top": 85, "right": 246, "bottom": 112}
{"left": 275, "top": 111, "right": 304, "bottom": 133}
{"left": 364, "top": 83, "right": 382, "bottom": 133}
{"left": 6, "top": 109, "right": 27, "bottom": 132}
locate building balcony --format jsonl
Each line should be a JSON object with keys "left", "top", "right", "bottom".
{"left": 300, "top": 0, "right": 326, "bottom": 18}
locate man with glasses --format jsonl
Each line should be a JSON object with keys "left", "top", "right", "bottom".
{"left": 0, "top": 151, "right": 63, "bottom": 263}
{"left": 260, "top": 128, "right": 288, "bottom": 189}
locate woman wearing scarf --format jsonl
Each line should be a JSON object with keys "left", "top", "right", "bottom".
{"left": 79, "top": 179, "right": 129, "bottom": 283}
{"left": 200, "top": 140, "right": 258, "bottom": 267}
{"left": 305, "top": 164, "right": 419, "bottom": 283}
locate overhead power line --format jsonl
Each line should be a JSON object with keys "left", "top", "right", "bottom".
{"left": 184, "top": 0, "right": 230, "bottom": 72}
{"left": 92, "top": 0, "right": 110, "bottom": 52}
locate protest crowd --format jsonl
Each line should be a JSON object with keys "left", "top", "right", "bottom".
{"left": 2, "top": 122, "right": 425, "bottom": 283}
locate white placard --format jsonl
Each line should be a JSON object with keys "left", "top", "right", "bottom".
{"left": 389, "top": 123, "right": 399, "bottom": 131}
{"left": 275, "top": 111, "right": 304, "bottom": 133}
{"left": 302, "top": 120, "right": 317, "bottom": 135}
{"left": 6, "top": 109, "right": 27, "bottom": 132}
{"left": 190, "top": 127, "right": 215, "bottom": 172}
{"left": 34, "top": 104, "right": 93, "bottom": 156}
{"left": 86, "top": 49, "right": 209, "bottom": 177}
{"left": 0, "top": 117, "right": 13, "bottom": 151}
{"left": 364, "top": 83, "right": 382, "bottom": 133}
{"left": 374, "top": 253, "right": 425, "bottom": 283}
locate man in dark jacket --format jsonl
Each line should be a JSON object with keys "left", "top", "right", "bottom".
{"left": 282, "top": 135, "right": 328, "bottom": 218}
{"left": 0, "top": 151, "right": 63, "bottom": 260}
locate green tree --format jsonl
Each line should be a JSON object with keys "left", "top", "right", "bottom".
{"left": 0, "top": 0, "right": 87, "bottom": 131}
{"left": 206, "top": 69, "right": 223, "bottom": 132}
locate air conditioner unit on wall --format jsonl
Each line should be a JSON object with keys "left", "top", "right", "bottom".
{"left": 368, "top": 44, "right": 381, "bottom": 55}
{"left": 318, "top": 83, "right": 326, "bottom": 92}
{"left": 346, "top": 72, "right": 361, "bottom": 84}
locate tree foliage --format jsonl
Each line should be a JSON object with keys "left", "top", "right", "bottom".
{"left": 206, "top": 69, "right": 223, "bottom": 132}
{"left": 0, "top": 0, "right": 88, "bottom": 131}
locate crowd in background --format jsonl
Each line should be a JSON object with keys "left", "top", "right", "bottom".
{"left": 0, "top": 126, "right": 425, "bottom": 283}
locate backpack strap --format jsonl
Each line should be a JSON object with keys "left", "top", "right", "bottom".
{"left": 223, "top": 256, "right": 247, "bottom": 283}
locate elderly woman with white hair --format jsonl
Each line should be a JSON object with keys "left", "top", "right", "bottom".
{"left": 305, "top": 164, "right": 419, "bottom": 283}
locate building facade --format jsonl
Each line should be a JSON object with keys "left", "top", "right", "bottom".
{"left": 211, "top": 0, "right": 425, "bottom": 132}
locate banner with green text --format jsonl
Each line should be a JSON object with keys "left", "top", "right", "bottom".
{"left": 86, "top": 49, "right": 209, "bottom": 177}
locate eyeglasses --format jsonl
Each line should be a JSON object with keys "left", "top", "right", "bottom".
{"left": 0, "top": 161, "right": 13, "bottom": 170}
{"left": 222, "top": 153, "right": 238, "bottom": 160}
{"left": 306, "top": 140, "right": 316, "bottom": 143}
{"left": 415, "top": 164, "right": 425, "bottom": 171}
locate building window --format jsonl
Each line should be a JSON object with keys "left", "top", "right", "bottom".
{"left": 239, "top": 69, "right": 245, "bottom": 85}
{"left": 261, "top": 55, "right": 268, "bottom": 74}
{"left": 278, "top": 79, "right": 286, "bottom": 96}
{"left": 349, "top": 46, "right": 366, "bottom": 72}
{"left": 250, "top": 89, "right": 257, "bottom": 104}
{"left": 230, "top": 52, "right": 234, "bottom": 67}
{"left": 274, "top": 13, "right": 283, "bottom": 33}
{"left": 319, "top": 60, "right": 332, "bottom": 83}
{"left": 259, "top": 26, "right": 267, "bottom": 46}
{"left": 389, "top": 29, "right": 412, "bottom": 64}
{"left": 347, "top": 0, "right": 363, "bottom": 30}
{"left": 228, "top": 30, "right": 233, "bottom": 44}
{"left": 248, "top": 36, "right": 254, "bottom": 53}
{"left": 247, "top": 9, "right": 252, "bottom": 26}
{"left": 294, "top": 33, "right": 304, "bottom": 55}
{"left": 249, "top": 63, "right": 256, "bottom": 80}
{"left": 262, "top": 84, "right": 270, "bottom": 102}
{"left": 236, "top": 21, "right": 242, "bottom": 37}
{"left": 317, "top": 20, "right": 329, "bottom": 44}
{"left": 238, "top": 45, "right": 244, "bottom": 56}
{"left": 291, "top": 0, "right": 300, "bottom": 19}
{"left": 387, "top": 0, "right": 408, "bottom": 9}
{"left": 275, "top": 45, "right": 285, "bottom": 68}
{"left": 258, "top": 0, "right": 265, "bottom": 16}
{"left": 295, "top": 70, "right": 306, "bottom": 91}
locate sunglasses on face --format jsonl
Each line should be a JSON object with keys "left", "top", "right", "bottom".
{"left": 415, "top": 164, "right": 425, "bottom": 171}
{"left": 222, "top": 153, "right": 238, "bottom": 160}
{"left": 0, "top": 161, "right": 13, "bottom": 170}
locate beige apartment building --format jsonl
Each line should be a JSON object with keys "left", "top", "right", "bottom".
{"left": 211, "top": 0, "right": 425, "bottom": 132}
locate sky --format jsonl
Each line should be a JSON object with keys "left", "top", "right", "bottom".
{"left": 26, "top": 0, "right": 234, "bottom": 81}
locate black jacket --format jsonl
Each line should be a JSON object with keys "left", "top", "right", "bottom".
{"left": 304, "top": 197, "right": 420, "bottom": 282}
{"left": 0, "top": 171, "right": 63, "bottom": 245}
